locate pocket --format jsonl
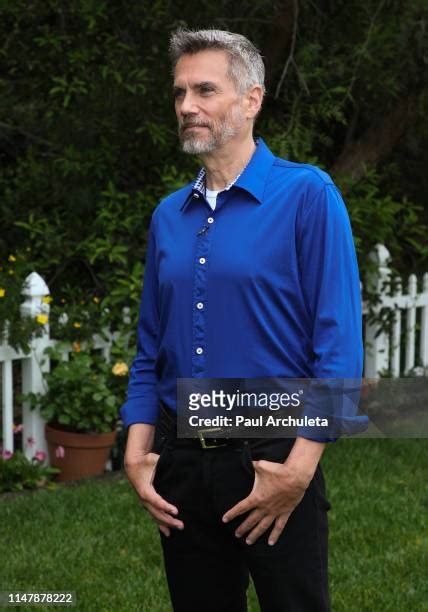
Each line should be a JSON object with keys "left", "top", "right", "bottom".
{"left": 241, "top": 443, "right": 256, "bottom": 477}
{"left": 248, "top": 438, "right": 294, "bottom": 462}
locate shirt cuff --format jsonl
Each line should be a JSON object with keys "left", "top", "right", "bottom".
{"left": 119, "top": 397, "right": 160, "bottom": 428}
{"left": 299, "top": 435, "right": 338, "bottom": 443}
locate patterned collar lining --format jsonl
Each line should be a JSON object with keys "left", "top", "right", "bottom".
{"left": 193, "top": 167, "right": 206, "bottom": 194}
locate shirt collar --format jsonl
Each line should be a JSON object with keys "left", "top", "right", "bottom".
{"left": 180, "top": 137, "right": 275, "bottom": 212}
{"left": 193, "top": 167, "right": 206, "bottom": 195}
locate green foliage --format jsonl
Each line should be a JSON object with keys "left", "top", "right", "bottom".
{"left": 335, "top": 170, "right": 428, "bottom": 284}
{"left": 0, "top": 251, "right": 47, "bottom": 352}
{"left": 22, "top": 339, "right": 133, "bottom": 434}
{"left": 0, "top": 450, "right": 59, "bottom": 493}
{"left": 48, "top": 295, "right": 108, "bottom": 343}
{"left": 0, "top": 0, "right": 426, "bottom": 321}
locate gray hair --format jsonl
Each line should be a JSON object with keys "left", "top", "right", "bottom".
{"left": 169, "top": 28, "right": 266, "bottom": 96}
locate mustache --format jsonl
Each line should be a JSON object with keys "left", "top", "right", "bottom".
{"left": 180, "top": 120, "right": 211, "bottom": 132}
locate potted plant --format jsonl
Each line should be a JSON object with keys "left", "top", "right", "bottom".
{"left": 23, "top": 340, "right": 130, "bottom": 482}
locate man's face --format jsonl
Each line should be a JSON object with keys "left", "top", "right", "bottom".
{"left": 173, "top": 50, "right": 248, "bottom": 155}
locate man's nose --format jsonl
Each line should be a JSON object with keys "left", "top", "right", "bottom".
{"left": 178, "top": 91, "right": 199, "bottom": 116}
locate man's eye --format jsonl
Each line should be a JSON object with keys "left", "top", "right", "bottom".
{"left": 174, "top": 90, "right": 184, "bottom": 99}
{"left": 200, "top": 87, "right": 214, "bottom": 95}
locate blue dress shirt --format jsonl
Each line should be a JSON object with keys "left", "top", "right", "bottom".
{"left": 120, "top": 138, "right": 364, "bottom": 441}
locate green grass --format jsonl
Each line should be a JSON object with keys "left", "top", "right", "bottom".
{"left": 1, "top": 439, "right": 427, "bottom": 611}
{"left": 324, "top": 439, "right": 428, "bottom": 611}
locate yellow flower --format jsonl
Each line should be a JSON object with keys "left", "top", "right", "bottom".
{"left": 73, "top": 322, "right": 82, "bottom": 328}
{"left": 8, "top": 255, "right": 16, "bottom": 262}
{"left": 36, "top": 314, "right": 49, "bottom": 325}
{"left": 0, "top": 288, "right": 5, "bottom": 298}
{"left": 8, "top": 269, "right": 14, "bottom": 275}
{"left": 72, "top": 341, "right": 81, "bottom": 352}
{"left": 42, "top": 296, "right": 53, "bottom": 304}
{"left": 93, "top": 296, "right": 100, "bottom": 303}
{"left": 112, "top": 362, "right": 129, "bottom": 376}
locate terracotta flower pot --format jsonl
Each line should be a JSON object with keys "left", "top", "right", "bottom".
{"left": 45, "top": 423, "right": 117, "bottom": 482}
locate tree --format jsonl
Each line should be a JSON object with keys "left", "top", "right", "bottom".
{"left": 0, "top": 0, "right": 427, "bottom": 325}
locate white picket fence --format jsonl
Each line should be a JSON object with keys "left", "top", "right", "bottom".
{"left": 1, "top": 243, "right": 428, "bottom": 462}
{"left": 0, "top": 272, "right": 116, "bottom": 460}
{"left": 363, "top": 244, "right": 428, "bottom": 377}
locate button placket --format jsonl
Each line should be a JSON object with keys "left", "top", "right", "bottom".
{"left": 192, "top": 212, "right": 216, "bottom": 377}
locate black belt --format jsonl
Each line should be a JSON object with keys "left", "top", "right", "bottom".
{"left": 156, "top": 402, "right": 249, "bottom": 450}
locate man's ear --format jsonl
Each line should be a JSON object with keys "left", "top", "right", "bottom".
{"left": 245, "top": 85, "right": 264, "bottom": 120}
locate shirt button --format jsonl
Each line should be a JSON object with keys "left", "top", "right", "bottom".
{"left": 199, "top": 257, "right": 206, "bottom": 264}
{"left": 207, "top": 217, "right": 214, "bottom": 224}
{"left": 193, "top": 193, "right": 200, "bottom": 199}
{"left": 196, "top": 347, "right": 203, "bottom": 355}
{"left": 196, "top": 302, "right": 204, "bottom": 309}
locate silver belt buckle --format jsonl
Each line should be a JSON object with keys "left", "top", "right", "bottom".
{"left": 197, "top": 427, "right": 227, "bottom": 449}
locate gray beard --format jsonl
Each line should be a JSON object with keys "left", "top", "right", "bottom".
{"left": 179, "top": 112, "right": 243, "bottom": 155}
{"left": 181, "top": 134, "right": 218, "bottom": 155}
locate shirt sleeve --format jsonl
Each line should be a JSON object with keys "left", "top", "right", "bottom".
{"left": 119, "top": 217, "right": 160, "bottom": 428}
{"left": 296, "top": 182, "right": 367, "bottom": 442}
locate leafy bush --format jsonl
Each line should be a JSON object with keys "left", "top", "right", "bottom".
{"left": 0, "top": 251, "right": 48, "bottom": 352}
{"left": 0, "top": 0, "right": 426, "bottom": 322}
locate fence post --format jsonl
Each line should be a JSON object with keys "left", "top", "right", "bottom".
{"left": 391, "top": 278, "right": 402, "bottom": 378}
{"left": 404, "top": 274, "right": 417, "bottom": 374}
{"left": 364, "top": 244, "right": 391, "bottom": 377}
{"left": 1, "top": 357, "right": 13, "bottom": 453}
{"left": 420, "top": 273, "right": 428, "bottom": 372}
{"left": 20, "top": 272, "right": 50, "bottom": 461}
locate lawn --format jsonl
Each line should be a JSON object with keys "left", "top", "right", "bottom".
{"left": 1, "top": 439, "right": 427, "bottom": 611}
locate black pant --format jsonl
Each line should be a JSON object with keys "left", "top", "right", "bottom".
{"left": 152, "top": 432, "right": 331, "bottom": 612}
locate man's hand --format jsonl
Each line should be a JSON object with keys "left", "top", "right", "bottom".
{"left": 222, "top": 437, "right": 325, "bottom": 545}
{"left": 222, "top": 459, "right": 307, "bottom": 545}
{"left": 125, "top": 452, "right": 184, "bottom": 537}
{"left": 124, "top": 423, "right": 183, "bottom": 537}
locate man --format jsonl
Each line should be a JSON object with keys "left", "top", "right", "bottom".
{"left": 121, "top": 29, "right": 363, "bottom": 612}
